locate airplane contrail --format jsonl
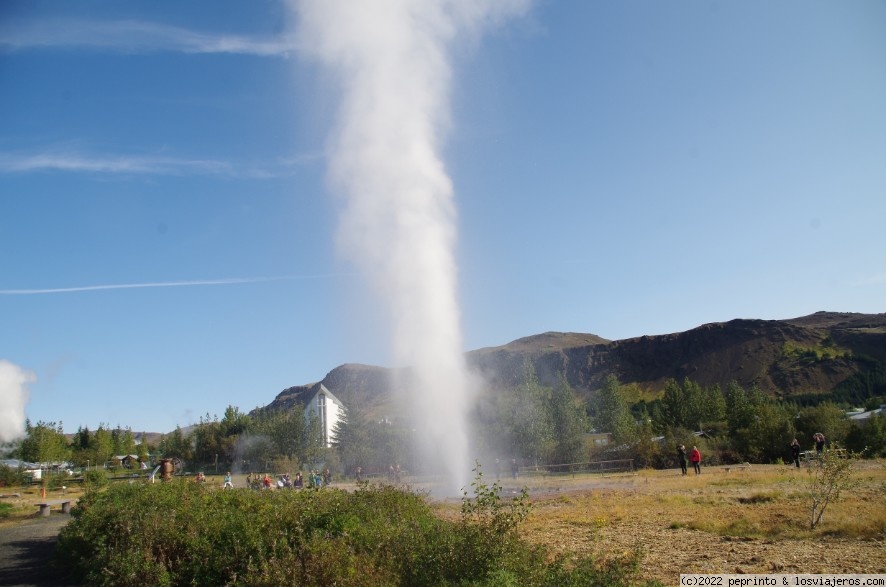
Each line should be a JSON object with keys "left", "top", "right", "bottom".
{"left": 0, "top": 274, "right": 348, "bottom": 295}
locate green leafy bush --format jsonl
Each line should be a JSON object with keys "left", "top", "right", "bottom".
{"left": 45, "top": 473, "right": 69, "bottom": 491}
{"left": 56, "top": 471, "right": 659, "bottom": 586}
{"left": 0, "top": 465, "right": 27, "bottom": 487}
{"left": 805, "top": 449, "right": 861, "bottom": 529}
{"left": 83, "top": 469, "right": 108, "bottom": 491}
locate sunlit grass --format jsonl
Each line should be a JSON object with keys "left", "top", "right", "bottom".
{"left": 0, "top": 485, "right": 86, "bottom": 527}
{"left": 519, "top": 461, "right": 886, "bottom": 544}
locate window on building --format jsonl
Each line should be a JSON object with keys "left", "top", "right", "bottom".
{"left": 318, "top": 394, "right": 327, "bottom": 445}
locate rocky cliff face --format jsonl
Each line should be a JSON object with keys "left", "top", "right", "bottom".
{"left": 256, "top": 363, "right": 397, "bottom": 419}
{"left": 259, "top": 312, "right": 886, "bottom": 414}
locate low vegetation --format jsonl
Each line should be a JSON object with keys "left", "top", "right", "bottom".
{"left": 515, "top": 462, "right": 885, "bottom": 582}
{"left": 55, "top": 467, "right": 660, "bottom": 587}
{"left": 805, "top": 449, "right": 861, "bottom": 529}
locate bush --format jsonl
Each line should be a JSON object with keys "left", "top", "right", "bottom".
{"left": 56, "top": 470, "right": 659, "bottom": 586}
{"left": 83, "top": 469, "right": 108, "bottom": 491}
{"left": 45, "top": 473, "right": 70, "bottom": 491}
{"left": 805, "top": 449, "right": 861, "bottom": 529}
{"left": 0, "top": 465, "right": 27, "bottom": 487}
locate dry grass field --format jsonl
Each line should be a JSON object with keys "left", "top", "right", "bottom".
{"left": 0, "top": 485, "right": 84, "bottom": 527}
{"left": 481, "top": 460, "right": 886, "bottom": 584}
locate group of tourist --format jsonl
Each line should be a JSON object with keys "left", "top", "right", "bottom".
{"left": 789, "top": 432, "right": 827, "bottom": 467}
{"left": 189, "top": 467, "right": 347, "bottom": 490}
{"left": 676, "top": 444, "right": 702, "bottom": 475}
{"left": 677, "top": 431, "right": 829, "bottom": 474}
{"left": 235, "top": 469, "right": 331, "bottom": 490}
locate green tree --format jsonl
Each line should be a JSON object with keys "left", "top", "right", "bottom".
{"left": 729, "top": 401, "right": 796, "bottom": 463}
{"left": 253, "top": 407, "right": 309, "bottom": 461}
{"left": 725, "top": 382, "right": 767, "bottom": 437}
{"left": 844, "top": 413, "right": 886, "bottom": 457}
{"left": 245, "top": 406, "right": 329, "bottom": 470}
{"left": 508, "top": 360, "right": 554, "bottom": 466}
{"left": 158, "top": 426, "right": 193, "bottom": 463}
{"left": 220, "top": 405, "right": 250, "bottom": 437}
{"left": 192, "top": 413, "right": 223, "bottom": 467}
{"left": 794, "top": 403, "right": 850, "bottom": 448}
{"left": 659, "top": 378, "right": 725, "bottom": 431}
{"left": 136, "top": 432, "right": 150, "bottom": 462}
{"left": 334, "top": 412, "right": 417, "bottom": 475}
{"left": 70, "top": 426, "right": 92, "bottom": 466}
{"left": 112, "top": 427, "right": 136, "bottom": 457}
{"left": 725, "top": 381, "right": 752, "bottom": 435}
{"left": 91, "top": 425, "right": 114, "bottom": 466}
{"left": 631, "top": 414, "right": 664, "bottom": 468}
{"left": 19, "top": 420, "right": 70, "bottom": 463}
{"left": 186, "top": 406, "right": 253, "bottom": 469}
{"left": 658, "top": 378, "right": 690, "bottom": 430}
{"left": 701, "top": 383, "right": 727, "bottom": 425}
{"left": 548, "top": 373, "right": 587, "bottom": 464}
{"left": 593, "top": 375, "right": 635, "bottom": 444}
{"left": 73, "top": 426, "right": 90, "bottom": 452}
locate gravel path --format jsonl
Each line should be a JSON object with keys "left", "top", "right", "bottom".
{"left": 0, "top": 514, "right": 72, "bottom": 587}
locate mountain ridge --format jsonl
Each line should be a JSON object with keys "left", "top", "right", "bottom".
{"left": 253, "top": 311, "right": 886, "bottom": 420}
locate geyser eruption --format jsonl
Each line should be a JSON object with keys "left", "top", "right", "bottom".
{"left": 293, "top": 0, "right": 529, "bottom": 493}
{"left": 0, "top": 359, "right": 34, "bottom": 443}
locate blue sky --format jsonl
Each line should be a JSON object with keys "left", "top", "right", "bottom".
{"left": 2, "top": 1, "right": 884, "bottom": 435}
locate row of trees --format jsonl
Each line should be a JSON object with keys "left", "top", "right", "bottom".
{"left": 469, "top": 362, "right": 884, "bottom": 468}
{"left": 6, "top": 365, "right": 885, "bottom": 477}
{"left": 13, "top": 420, "right": 148, "bottom": 467}
{"left": 155, "top": 406, "right": 328, "bottom": 474}
{"left": 593, "top": 374, "right": 885, "bottom": 466}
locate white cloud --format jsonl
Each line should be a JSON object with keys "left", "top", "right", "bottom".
{"left": 0, "top": 150, "right": 301, "bottom": 179}
{"left": 0, "top": 275, "right": 348, "bottom": 296}
{"left": 0, "top": 18, "right": 296, "bottom": 56}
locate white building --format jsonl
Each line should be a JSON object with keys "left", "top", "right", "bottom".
{"left": 847, "top": 404, "right": 885, "bottom": 426}
{"left": 303, "top": 384, "right": 346, "bottom": 447}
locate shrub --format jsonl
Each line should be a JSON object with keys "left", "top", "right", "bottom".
{"left": 83, "top": 469, "right": 108, "bottom": 491}
{"left": 56, "top": 471, "right": 659, "bottom": 586}
{"left": 45, "top": 473, "right": 69, "bottom": 491}
{"left": 805, "top": 449, "right": 861, "bottom": 529}
{"left": 0, "top": 465, "right": 27, "bottom": 487}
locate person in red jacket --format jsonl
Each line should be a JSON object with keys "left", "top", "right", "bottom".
{"left": 689, "top": 446, "right": 702, "bottom": 475}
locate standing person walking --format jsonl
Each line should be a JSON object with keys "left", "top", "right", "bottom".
{"left": 677, "top": 444, "right": 688, "bottom": 475}
{"left": 689, "top": 446, "right": 702, "bottom": 475}
{"left": 790, "top": 439, "right": 801, "bottom": 468}
{"left": 814, "top": 432, "right": 826, "bottom": 455}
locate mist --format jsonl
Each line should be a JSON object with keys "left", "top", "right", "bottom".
{"left": 292, "top": 0, "right": 530, "bottom": 493}
{"left": 0, "top": 359, "right": 34, "bottom": 443}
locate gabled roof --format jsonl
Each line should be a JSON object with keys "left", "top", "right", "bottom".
{"left": 307, "top": 384, "right": 345, "bottom": 409}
